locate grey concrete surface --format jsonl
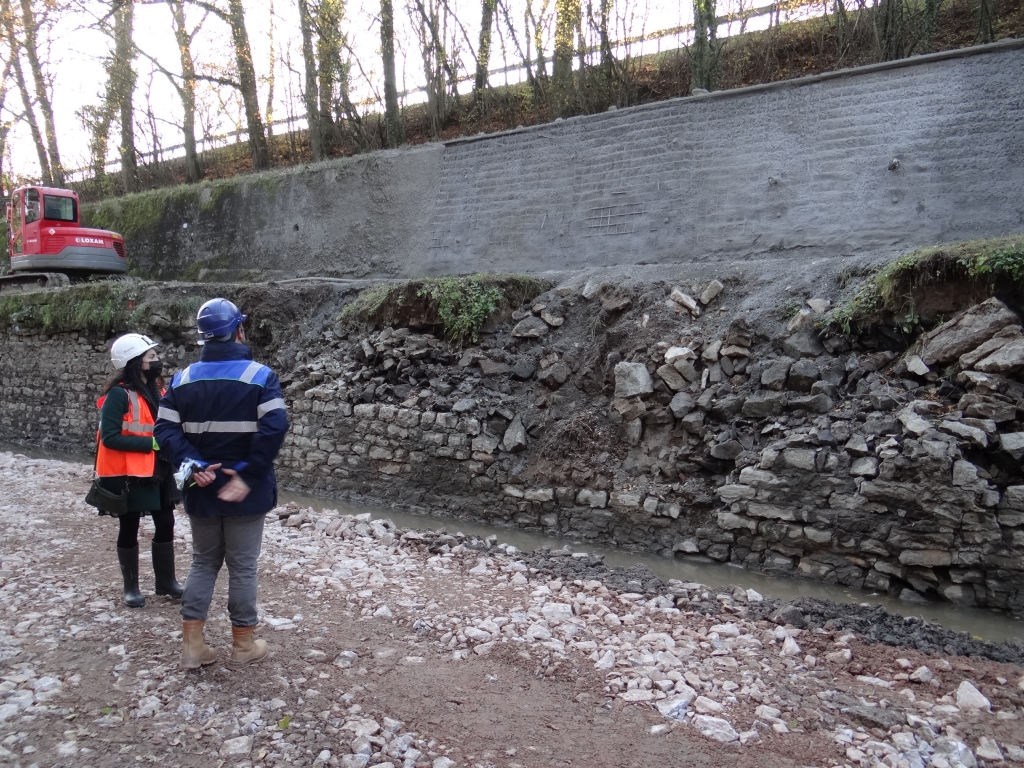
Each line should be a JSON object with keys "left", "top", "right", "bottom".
{"left": 114, "top": 41, "right": 1024, "bottom": 281}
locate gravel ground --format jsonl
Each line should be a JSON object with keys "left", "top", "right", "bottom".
{"left": 1, "top": 452, "right": 1023, "bottom": 768}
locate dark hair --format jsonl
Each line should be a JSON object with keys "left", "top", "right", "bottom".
{"left": 104, "top": 354, "right": 162, "bottom": 417}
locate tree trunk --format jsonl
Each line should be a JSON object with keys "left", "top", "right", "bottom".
{"left": 380, "top": 0, "right": 403, "bottom": 148}
{"left": 19, "top": 0, "right": 63, "bottom": 185}
{"left": 977, "top": 0, "right": 994, "bottom": 43}
{"left": 875, "top": 0, "right": 906, "bottom": 61}
{"left": 552, "top": 0, "right": 580, "bottom": 112}
{"left": 265, "top": 0, "right": 275, "bottom": 140}
{"left": 599, "top": 0, "right": 612, "bottom": 79}
{"left": 690, "top": 0, "right": 720, "bottom": 91}
{"left": 113, "top": 0, "right": 138, "bottom": 194}
{"left": 1, "top": 0, "right": 50, "bottom": 184}
{"left": 297, "top": 0, "right": 325, "bottom": 161}
{"left": 169, "top": 0, "right": 201, "bottom": 182}
{"left": 317, "top": 0, "right": 343, "bottom": 150}
{"left": 226, "top": 0, "right": 270, "bottom": 170}
{"left": 0, "top": 68, "right": 10, "bottom": 196}
{"left": 474, "top": 0, "right": 497, "bottom": 95}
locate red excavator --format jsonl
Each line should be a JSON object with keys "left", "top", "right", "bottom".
{"left": 3, "top": 185, "right": 127, "bottom": 291}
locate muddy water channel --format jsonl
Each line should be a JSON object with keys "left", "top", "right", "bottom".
{"left": 275, "top": 489, "right": 1024, "bottom": 645}
{"left": 9, "top": 444, "right": 1021, "bottom": 643}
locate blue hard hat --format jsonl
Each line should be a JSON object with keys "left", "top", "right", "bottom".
{"left": 196, "top": 298, "right": 247, "bottom": 340}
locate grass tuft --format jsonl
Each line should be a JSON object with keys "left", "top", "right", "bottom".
{"left": 819, "top": 236, "right": 1024, "bottom": 336}
{"left": 339, "top": 273, "right": 551, "bottom": 344}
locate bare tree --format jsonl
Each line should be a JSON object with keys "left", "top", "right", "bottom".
{"left": 264, "top": 0, "right": 276, "bottom": 140}
{"left": 690, "top": 0, "right": 721, "bottom": 91}
{"left": 1, "top": 0, "right": 55, "bottom": 184}
{"left": 190, "top": 0, "right": 271, "bottom": 170}
{"left": 297, "top": 0, "right": 324, "bottom": 160}
{"left": 168, "top": 0, "right": 202, "bottom": 182}
{"left": 552, "top": 0, "right": 580, "bottom": 111}
{"left": 18, "top": 0, "right": 62, "bottom": 184}
{"left": 0, "top": 61, "right": 12, "bottom": 193}
{"left": 473, "top": 0, "right": 496, "bottom": 96}
{"left": 316, "top": 0, "right": 343, "bottom": 145}
{"left": 379, "top": 0, "right": 403, "bottom": 147}
{"left": 112, "top": 0, "right": 139, "bottom": 193}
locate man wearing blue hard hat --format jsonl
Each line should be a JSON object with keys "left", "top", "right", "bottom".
{"left": 155, "top": 298, "right": 289, "bottom": 670}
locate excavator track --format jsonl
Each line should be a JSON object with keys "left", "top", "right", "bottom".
{"left": 0, "top": 272, "right": 72, "bottom": 293}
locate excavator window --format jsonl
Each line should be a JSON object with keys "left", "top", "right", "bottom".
{"left": 24, "top": 189, "right": 40, "bottom": 223}
{"left": 43, "top": 195, "right": 76, "bottom": 222}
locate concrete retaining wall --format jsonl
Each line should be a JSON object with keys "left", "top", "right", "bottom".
{"left": 85, "top": 41, "right": 1024, "bottom": 281}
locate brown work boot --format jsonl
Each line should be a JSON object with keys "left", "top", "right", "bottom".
{"left": 180, "top": 620, "right": 217, "bottom": 670}
{"left": 227, "top": 625, "right": 268, "bottom": 669}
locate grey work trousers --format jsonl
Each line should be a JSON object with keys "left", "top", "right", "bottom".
{"left": 180, "top": 513, "right": 265, "bottom": 627}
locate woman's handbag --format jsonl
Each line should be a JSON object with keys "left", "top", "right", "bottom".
{"left": 85, "top": 440, "right": 129, "bottom": 516}
{"left": 85, "top": 478, "right": 129, "bottom": 516}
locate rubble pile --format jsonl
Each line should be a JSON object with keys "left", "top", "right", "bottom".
{"left": 275, "top": 283, "right": 1024, "bottom": 613}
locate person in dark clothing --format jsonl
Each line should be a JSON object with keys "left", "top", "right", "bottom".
{"left": 155, "top": 299, "right": 288, "bottom": 670}
{"left": 96, "top": 333, "right": 184, "bottom": 608}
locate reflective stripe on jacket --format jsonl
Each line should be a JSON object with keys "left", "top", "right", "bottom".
{"left": 96, "top": 389, "right": 156, "bottom": 478}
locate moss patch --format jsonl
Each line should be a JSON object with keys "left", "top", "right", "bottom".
{"left": 339, "top": 273, "right": 552, "bottom": 344}
{"left": 0, "top": 282, "right": 208, "bottom": 336}
{"left": 820, "top": 236, "right": 1024, "bottom": 336}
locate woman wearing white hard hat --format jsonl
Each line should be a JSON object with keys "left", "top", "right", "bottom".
{"left": 93, "top": 333, "right": 183, "bottom": 607}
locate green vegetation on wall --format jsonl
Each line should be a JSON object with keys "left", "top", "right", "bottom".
{"left": 821, "top": 236, "right": 1024, "bottom": 335}
{"left": 340, "top": 273, "right": 552, "bottom": 343}
{"left": 0, "top": 282, "right": 208, "bottom": 336}
{"left": 79, "top": 174, "right": 282, "bottom": 279}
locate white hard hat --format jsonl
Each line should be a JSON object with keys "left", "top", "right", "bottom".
{"left": 110, "top": 333, "right": 158, "bottom": 368}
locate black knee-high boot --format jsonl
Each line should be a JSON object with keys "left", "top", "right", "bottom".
{"left": 152, "top": 541, "right": 184, "bottom": 599}
{"left": 117, "top": 546, "right": 145, "bottom": 608}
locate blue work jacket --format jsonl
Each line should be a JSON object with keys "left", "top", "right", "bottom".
{"left": 154, "top": 341, "right": 289, "bottom": 517}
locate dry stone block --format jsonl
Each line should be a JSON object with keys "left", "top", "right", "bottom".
{"left": 656, "top": 364, "right": 687, "bottom": 391}
{"left": 918, "top": 298, "right": 1019, "bottom": 365}
{"left": 699, "top": 280, "right": 724, "bottom": 305}
{"left": 523, "top": 488, "right": 554, "bottom": 502}
{"left": 850, "top": 457, "right": 879, "bottom": 477}
{"left": 782, "top": 329, "right": 825, "bottom": 358}
{"left": 670, "top": 287, "right": 700, "bottom": 315}
{"left": 614, "top": 362, "right": 653, "bottom": 398}
{"left": 511, "top": 316, "right": 549, "bottom": 338}
{"left": 761, "top": 359, "right": 793, "bottom": 390}
{"left": 899, "top": 549, "right": 952, "bottom": 567}
{"left": 502, "top": 415, "right": 527, "bottom": 452}
{"left": 939, "top": 419, "right": 989, "bottom": 448}
{"left": 669, "top": 392, "right": 695, "bottom": 418}
{"left": 717, "top": 512, "right": 757, "bottom": 532}
{"left": 609, "top": 490, "right": 642, "bottom": 509}
{"left": 576, "top": 489, "right": 608, "bottom": 508}
{"left": 1000, "top": 432, "right": 1024, "bottom": 460}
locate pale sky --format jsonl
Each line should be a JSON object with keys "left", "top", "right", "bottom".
{"left": 3, "top": 0, "right": 806, "bottom": 182}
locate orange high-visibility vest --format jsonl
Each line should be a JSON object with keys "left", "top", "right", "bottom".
{"left": 95, "top": 388, "right": 156, "bottom": 478}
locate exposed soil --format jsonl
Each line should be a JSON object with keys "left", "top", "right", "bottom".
{"left": 3, "top": 452, "right": 1024, "bottom": 768}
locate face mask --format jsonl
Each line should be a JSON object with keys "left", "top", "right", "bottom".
{"left": 145, "top": 361, "right": 163, "bottom": 380}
